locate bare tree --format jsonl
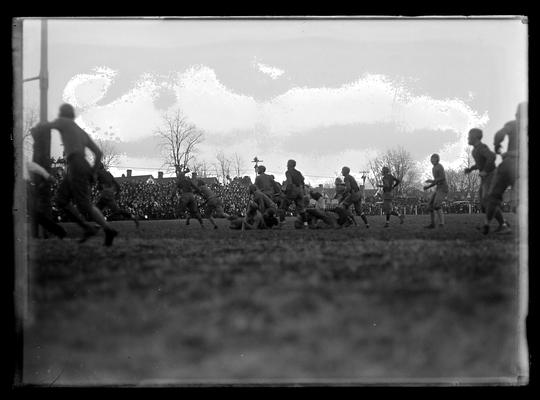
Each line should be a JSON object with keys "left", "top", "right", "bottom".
{"left": 232, "top": 152, "right": 244, "bottom": 179}
{"left": 461, "top": 147, "right": 480, "bottom": 197}
{"left": 367, "top": 147, "right": 419, "bottom": 197}
{"left": 155, "top": 110, "right": 204, "bottom": 175}
{"left": 23, "top": 107, "right": 39, "bottom": 157}
{"left": 215, "top": 150, "right": 232, "bottom": 185}
{"left": 95, "top": 139, "right": 121, "bottom": 170}
{"left": 189, "top": 157, "right": 211, "bottom": 178}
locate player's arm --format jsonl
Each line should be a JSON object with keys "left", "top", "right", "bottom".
{"left": 27, "top": 161, "right": 53, "bottom": 181}
{"left": 493, "top": 121, "right": 514, "bottom": 154}
{"left": 84, "top": 132, "right": 103, "bottom": 168}
{"left": 464, "top": 163, "right": 478, "bottom": 174}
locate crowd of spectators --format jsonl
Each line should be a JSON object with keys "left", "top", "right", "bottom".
{"left": 45, "top": 173, "right": 509, "bottom": 222}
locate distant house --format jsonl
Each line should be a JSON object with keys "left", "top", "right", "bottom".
{"left": 200, "top": 177, "right": 220, "bottom": 186}
{"left": 115, "top": 169, "right": 155, "bottom": 184}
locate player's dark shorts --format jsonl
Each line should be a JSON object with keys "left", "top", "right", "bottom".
{"left": 382, "top": 192, "right": 393, "bottom": 214}
{"left": 341, "top": 191, "right": 363, "bottom": 215}
{"left": 479, "top": 171, "right": 495, "bottom": 210}
{"left": 427, "top": 190, "right": 447, "bottom": 211}
{"left": 179, "top": 192, "right": 200, "bottom": 215}
{"left": 488, "top": 155, "right": 518, "bottom": 205}
{"left": 205, "top": 197, "right": 225, "bottom": 217}
{"left": 284, "top": 185, "right": 305, "bottom": 213}
{"left": 55, "top": 153, "right": 94, "bottom": 213}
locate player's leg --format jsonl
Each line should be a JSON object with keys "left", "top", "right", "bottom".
{"left": 56, "top": 178, "right": 98, "bottom": 239}
{"left": 187, "top": 195, "right": 204, "bottom": 227}
{"left": 71, "top": 174, "right": 117, "bottom": 246}
{"left": 382, "top": 199, "right": 392, "bottom": 227}
{"left": 425, "top": 193, "right": 436, "bottom": 228}
{"left": 354, "top": 198, "right": 369, "bottom": 227}
{"left": 485, "top": 162, "right": 515, "bottom": 235}
{"left": 205, "top": 204, "right": 218, "bottom": 229}
{"left": 433, "top": 191, "right": 445, "bottom": 227}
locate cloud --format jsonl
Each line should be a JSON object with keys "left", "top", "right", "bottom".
{"left": 253, "top": 60, "right": 285, "bottom": 80}
{"left": 62, "top": 64, "right": 488, "bottom": 179}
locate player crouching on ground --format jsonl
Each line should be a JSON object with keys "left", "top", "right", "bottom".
{"left": 306, "top": 191, "right": 351, "bottom": 229}
{"left": 249, "top": 184, "right": 280, "bottom": 228}
{"left": 378, "top": 166, "right": 404, "bottom": 228}
{"left": 229, "top": 201, "right": 266, "bottom": 230}
{"left": 423, "top": 153, "right": 449, "bottom": 229}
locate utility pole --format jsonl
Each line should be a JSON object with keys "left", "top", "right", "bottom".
{"left": 24, "top": 19, "right": 50, "bottom": 170}
{"left": 359, "top": 170, "right": 369, "bottom": 201}
{"left": 252, "top": 156, "right": 263, "bottom": 182}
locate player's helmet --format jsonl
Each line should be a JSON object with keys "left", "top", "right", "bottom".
{"left": 249, "top": 184, "right": 258, "bottom": 193}
{"left": 335, "top": 177, "right": 343, "bottom": 184}
{"left": 287, "top": 159, "right": 296, "bottom": 168}
{"left": 59, "top": 103, "right": 75, "bottom": 119}
{"left": 342, "top": 166, "right": 350, "bottom": 175}
{"left": 431, "top": 153, "right": 440, "bottom": 161}
{"left": 382, "top": 166, "right": 390, "bottom": 174}
{"left": 258, "top": 165, "right": 266, "bottom": 173}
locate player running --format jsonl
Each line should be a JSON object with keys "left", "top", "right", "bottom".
{"left": 378, "top": 166, "right": 404, "bottom": 227}
{"left": 338, "top": 167, "right": 369, "bottom": 228}
{"left": 196, "top": 180, "right": 230, "bottom": 229}
{"left": 281, "top": 159, "right": 308, "bottom": 226}
{"left": 176, "top": 169, "right": 204, "bottom": 228}
{"left": 423, "top": 153, "right": 449, "bottom": 229}
{"left": 482, "top": 102, "right": 525, "bottom": 235}
{"left": 464, "top": 128, "right": 509, "bottom": 233}
{"left": 95, "top": 162, "right": 139, "bottom": 228}
{"left": 32, "top": 103, "right": 118, "bottom": 246}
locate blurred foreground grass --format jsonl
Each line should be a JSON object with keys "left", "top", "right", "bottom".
{"left": 21, "top": 214, "right": 524, "bottom": 385}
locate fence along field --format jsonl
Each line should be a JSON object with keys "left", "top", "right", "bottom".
{"left": 22, "top": 213, "right": 523, "bottom": 385}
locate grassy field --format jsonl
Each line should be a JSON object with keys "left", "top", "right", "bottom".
{"left": 20, "top": 213, "right": 525, "bottom": 386}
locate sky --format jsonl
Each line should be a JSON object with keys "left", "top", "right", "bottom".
{"left": 20, "top": 17, "right": 528, "bottom": 186}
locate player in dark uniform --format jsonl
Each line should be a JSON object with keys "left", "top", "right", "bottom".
{"left": 305, "top": 193, "right": 351, "bottom": 229}
{"left": 26, "top": 160, "right": 67, "bottom": 239}
{"left": 423, "top": 154, "right": 449, "bottom": 229}
{"left": 254, "top": 165, "right": 275, "bottom": 198}
{"left": 378, "top": 166, "right": 404, "bottom": 227}
{"left": 229, "top": 201, "right": 266, "bottom": 230}
{"left": 95, "top": 162, "right": 139, "bottom": 227}
{"left": 176, "top": 169, "right": 204, "bottom": 228}
{"left": 249, "top": 184, "right": 280, "bottom": 228}
{"left": 32, "top": 103, "right": 118, "bottom": 246}
{"left": 196, "top": 181, "right": 229, "bottom": 229}
{"left": 339, "top": 167, "right": 369, "bottom": 228}
{"left": 334, "top": 177, "right": 346, "bottom": 203}
{"left": 281, "top": 159, "right": 308, "bottom": 226}
{"left": 482, "top": 102, "right": 525, "bottom": 235}
{"left": 464, "top": 128, "right": 508, "bottom": 233}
